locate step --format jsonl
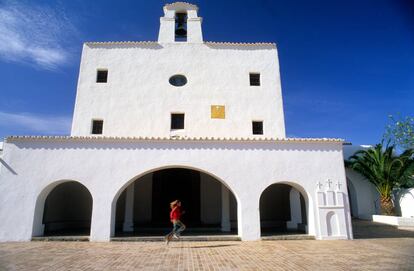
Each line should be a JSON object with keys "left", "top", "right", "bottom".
{"left": 111, "top": 235, "right": 241, "bottom": 242}
{"left": 261, "top": 234, "right": 315, "bottom": 240}
{"left": 32, "top": 236, "right": 89, "bottom": 242}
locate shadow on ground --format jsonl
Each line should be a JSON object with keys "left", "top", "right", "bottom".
{"left": 352, "top": 219, "right": 414, "bottom": 239}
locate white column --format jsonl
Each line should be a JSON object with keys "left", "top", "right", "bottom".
{"left": 90, "top": 196, "right": 112, "bottom": 242}
{"left": 239, "top": 195, "right": 261, "bottom": 241}
{"left": 221, "top": 185, "right": 231, "bottom": 232}
{"left": 287, "top": 188, "right": 302, "bottom": 230}
{"left": 123, "top": 184, "right": 134, "bottom": 232}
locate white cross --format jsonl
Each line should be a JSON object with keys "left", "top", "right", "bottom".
{"left": 336, "top": 181, "right": 342, "bottom": 190}
{"left": 326, "top": 179, "right": 333, "bottom": 189}
{"left": 316, "top": 181, "right": 323, "bottom": 190}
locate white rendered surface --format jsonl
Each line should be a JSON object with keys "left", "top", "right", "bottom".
{"left": 287, "top": 188, "right": 302, "bottom": 229}
{"left": 399, "top": 188, "right": 414, "bottom": 218}
{"left": 71, "top": 42, "right": 285, "bottom": 139}
{"left": 373, "top": 215, "right": 414, "bottom": 227}
{"left": 122, "top": 184, "right": 134, "bottom": 232}
{"left": 221, "top": 185, "right": 231, "bottom": 232}
{"left": 0, "top": 138, "right": 352, "bottom": 241}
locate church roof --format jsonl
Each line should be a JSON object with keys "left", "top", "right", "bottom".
{"left": 5, "top": 135, "right": 343, "bottom": 143}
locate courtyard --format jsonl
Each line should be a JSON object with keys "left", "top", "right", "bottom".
{"left": 0, "top": 220, "right": 413, "bottom": 271}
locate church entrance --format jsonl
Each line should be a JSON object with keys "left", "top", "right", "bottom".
{"left": 259, "top": 183, "right": 308, "bottom": 236}
{"left": 114, "top": 168, "right": 238, "bottom": 237}
{"left": 151, "top": 169, "right": 201, "bottom": 227}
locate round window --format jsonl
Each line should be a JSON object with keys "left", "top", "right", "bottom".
{"left": 169, "top": 75, "right": 187, "bottom": 87}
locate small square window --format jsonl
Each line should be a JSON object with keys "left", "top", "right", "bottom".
{"left": 96, "top": 70, "right": 108, "bottom": 83}
{"left": 171, "top": 113, "right": 185, "bottom": 130}
{"left": 252, "top": 121, "right": 263, "bottom": 135}
{"left": 92, "top": 120, "right": 103, "bottom": 134}
{"left": 250, "top": 73, "right": 260, "bottom": 86}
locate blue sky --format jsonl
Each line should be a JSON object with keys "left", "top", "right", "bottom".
{"left": 0, "top": 0, "right": 412, "bottom": 145}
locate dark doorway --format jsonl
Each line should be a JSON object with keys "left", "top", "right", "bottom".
{"left": 42, "top": 181, "right": 92, "bottom": 236}
{"left": 152, "top": 169, "right": 201, "bottom": 227}
{"left": 259, "top": 183, "right": 307, "bottom": 235}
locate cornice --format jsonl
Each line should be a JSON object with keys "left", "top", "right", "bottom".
{"left": 5, "top": 135, "right": 343, "bottom": 144}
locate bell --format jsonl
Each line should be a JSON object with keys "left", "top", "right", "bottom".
{"left": 175, "top": 13, "right": 187, "bottom": 37}
{"left": 175, "top": 24, "right": 187, "bottom": 37}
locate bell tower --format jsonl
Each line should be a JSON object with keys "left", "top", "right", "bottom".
{"left": 158, "top": 2, "right": 203, "bottom": 43}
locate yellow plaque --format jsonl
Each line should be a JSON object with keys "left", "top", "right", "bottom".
{"left": 211, "top": 105, "right": 225, "bottom": 119}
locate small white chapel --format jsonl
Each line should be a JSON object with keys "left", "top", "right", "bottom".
{"left": 0, "top": 2, "right": 354, "bottom": 241}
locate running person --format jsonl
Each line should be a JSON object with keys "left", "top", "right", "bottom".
{"left": 165, "top": 200, "right": 186, "bottom": 244}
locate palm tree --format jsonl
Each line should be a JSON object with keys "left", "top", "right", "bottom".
{"left": 345, "top": 143, "right": 414, "bottom": 215}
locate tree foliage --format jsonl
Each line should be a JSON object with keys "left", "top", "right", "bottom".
{"left": 384, "top": 115, "right": 414, "bottom": 150}
{"left": 345, "top": 143, "right": 414, "bottom": 215}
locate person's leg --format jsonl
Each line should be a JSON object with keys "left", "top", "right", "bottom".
{"left": 175, "top": 220, "right": 186, "bottom": 236}
{"left": 165, "top": 223, "right": 177, "bottom": 244}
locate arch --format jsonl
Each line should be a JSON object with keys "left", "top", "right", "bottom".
{"left": 259, "top": 181, "right": 311, "bottom": 236}
{"left": 110, "top": 165, "right": 240, "bottom": 237}
{"left": 326, "top": 211, "right": 339, "bottom": 236}
{"left": 32, "top": 180, "right": 93, "bottom": 237}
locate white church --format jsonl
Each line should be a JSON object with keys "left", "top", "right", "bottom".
{"left": 0, "top": 2, "right": 361, "bottom": 242}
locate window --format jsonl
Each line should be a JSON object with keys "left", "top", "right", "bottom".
{"left": 171, "top": 113, "right": 185, "bottom": 130}
{"left": 169, "top": 75, "right": 187, "bottom": 87}
{"left": 175, "top": 12, "right": 187, "bottom": 42}
{"left": 92, "top": 120, "right": 103, "bottom": 134}
{"left": 211, "top": 105, "right": 225, "bottom": 119}
{"left": 252, "top": 121, "right": 263, "bottom": 135}
{"left": 250, "top": 73, "right": 260, "bottom": 86}
{"left": 96, "top": 70, "right": 108, "bottom": 83}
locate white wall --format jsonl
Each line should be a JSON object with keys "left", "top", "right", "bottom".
{"left": 71, "top": 42, "right": 285, "bottom": 139}
{"left": 343, "top": 145, "right": 380, "bottom": 219}
{"left": 0, "top": 138, "right": 351, "bottom": 242}
{"left": 345, "top": 169, "right": 379, "bottom": 219}
{"left": 397, "top": 188, "right": 414, "bottom": 218}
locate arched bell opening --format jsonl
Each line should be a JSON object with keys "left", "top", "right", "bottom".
{"left": 113, "top": 168, "right": 238, "bottom": 237}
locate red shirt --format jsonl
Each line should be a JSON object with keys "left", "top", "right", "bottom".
{"left": 170, "top": 206, "right": 181, "bottom": 221}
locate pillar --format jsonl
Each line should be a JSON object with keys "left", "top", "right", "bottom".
{"left": 90, "top": 196, "right": 112, "bottom": 241}
{"left": 239, "top": 195, "right": 261, "bottom": 241}
{"left": 287, "top": 187, "right": 302, "bottom": 230}
{"left": 123, "top": 183, "right": 134, "bottom": 232}
{"left": 221, "top": 185, "right": 231, "bottom": 232}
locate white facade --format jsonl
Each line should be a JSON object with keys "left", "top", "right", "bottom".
{"left": 71, "top": 2, "right": 285, "bottom": 139}
{"left": 0, "top": 2, "right": 354, "bottom": 242}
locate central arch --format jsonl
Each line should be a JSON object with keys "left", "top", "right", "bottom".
{"left": 111, "top": 166, "right": 239, "bottom": 238}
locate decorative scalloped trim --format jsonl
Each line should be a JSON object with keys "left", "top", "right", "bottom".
{"left": 85, "top": 41, "right": 158, "bottom": 45}
{"left": 85, "top": 41, "right": 276, "bottom": 46}
{"left": 205, "top": 41, "right": 276, "bottom": 46}
{"left": 5, "top": 135, "right": 343, "bottom": 143}
{"left": 164, "top": 2, "right": 198, "bottom": 10}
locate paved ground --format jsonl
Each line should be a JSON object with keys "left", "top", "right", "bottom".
{"left": 0, "top": 220, "right": 413, "bottom": 271}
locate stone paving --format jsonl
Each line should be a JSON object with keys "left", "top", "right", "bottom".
{"left": 0, "top": 221, "right": 413, "bottom": 271}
